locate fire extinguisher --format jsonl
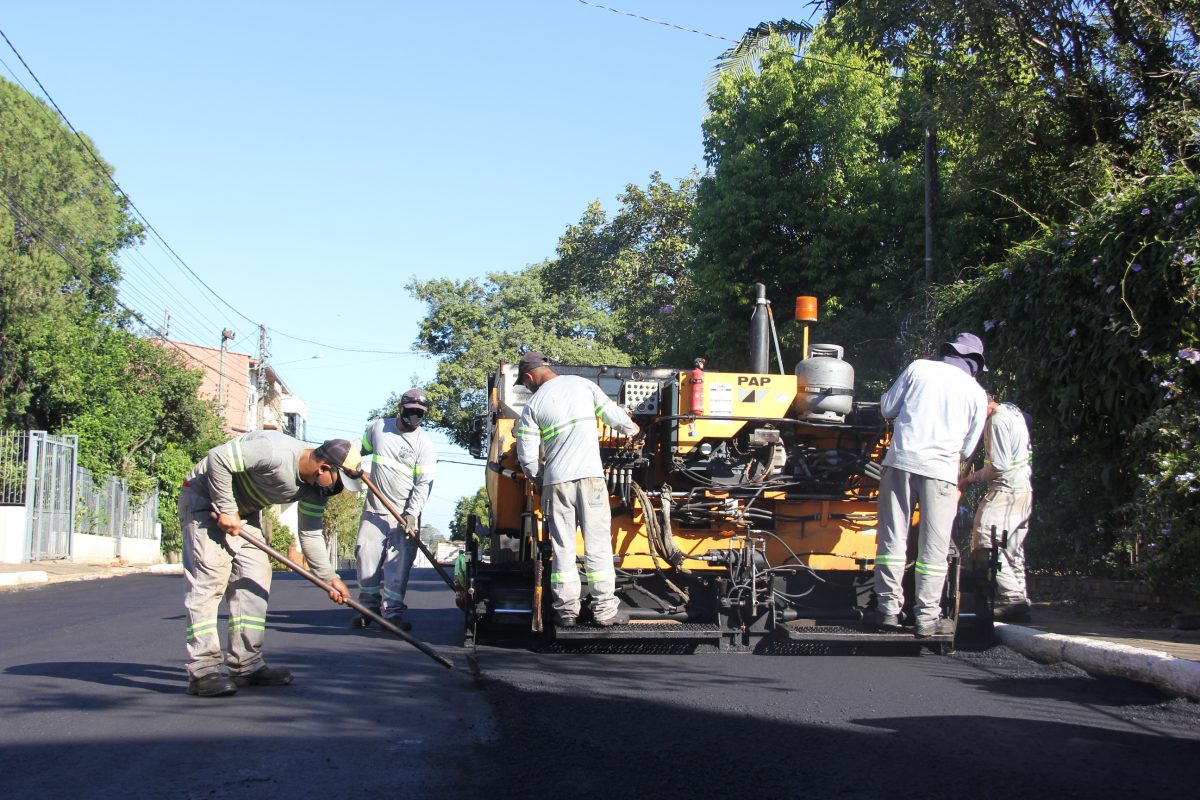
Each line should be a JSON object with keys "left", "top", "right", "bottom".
{"left": 690, "top": 358, "right": 706, "bottom": 415}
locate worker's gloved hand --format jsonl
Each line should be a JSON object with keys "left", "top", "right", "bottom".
{"left": 342, "top": 466, "right": 364, "bottom": 480}
{"left": 403, "top": 513, "right": 418, "bottom": 533}
{"left": 454, "top": 582, "right": 470, "bottom": 611}
{"left": 328, "top": 577, "right": 351, "bottom": 604}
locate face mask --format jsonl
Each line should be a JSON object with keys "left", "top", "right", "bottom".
{"left": 401, "top": 411, "right": 424, "bottom": 430}
{"left": 315, "top": 473, "right": 342, "bottom": 497}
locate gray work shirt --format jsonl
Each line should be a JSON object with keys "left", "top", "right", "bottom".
{"left": 181, "top": 430, "right": 337, "bottom": 581}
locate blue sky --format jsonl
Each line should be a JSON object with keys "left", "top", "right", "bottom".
{"left": 2, "top": 1, "right": 816, "bottom": 535}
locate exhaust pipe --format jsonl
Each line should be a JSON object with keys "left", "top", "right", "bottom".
{"left": 750, "top": 282, "right": 770, "bottom": 374}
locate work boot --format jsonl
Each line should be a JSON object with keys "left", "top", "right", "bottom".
{"left": 866, "top": 609, "right": 904, "bottom": 630}
{"left": 913, "top": 618, "right": 955, "bottom": 638}
{"left": 993, "top": 600, "right": 1032, "bottom": 623}
{"left": 592, "top": 610, "right": 629, "bottom": 627}
{"left": 382, "top": 617, "right": 412, "bottom": 632}
{"left": 232, "top": 667, "right": 294, "bottom": 687}
{"left": 351, "top": 614, "right": 372, "bottom": 629}
{"left": 554, "top": 614, "right": 577, "bottom": 628}
{"left": 187, "top": 674, "right": 238, "bottom": 697}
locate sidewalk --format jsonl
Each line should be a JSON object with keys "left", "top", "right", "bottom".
{"left": 2, "top": 561, "right": 1197, "bottom": 700}
{"left": 0, "top": 559, "right": 181, "bottom": 589}
{"left": 994, "top": 601, "right": 1200, "bottom": 701}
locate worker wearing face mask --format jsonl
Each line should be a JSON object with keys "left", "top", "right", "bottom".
{"left": 351, "top": 389, "right": 438, "bottom": 631}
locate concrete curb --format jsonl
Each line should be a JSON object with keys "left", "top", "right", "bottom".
{"left": 0, "top": 570, "right": 49, "bottom": 587}
{"left": 996, "top": 622, "right": 1200, "bottom": 701}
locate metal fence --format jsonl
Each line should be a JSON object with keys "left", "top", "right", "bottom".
{"left": 1, "top": 430, "right": 159, "bottom": 561}
{"left": 76, "top": 468, "right": 159, "bottom": 540}
{"left": 0, "top": 430, "right": 30, "bottom": 505}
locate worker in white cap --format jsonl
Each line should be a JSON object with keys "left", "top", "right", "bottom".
{"left": 871, "top": 333, "right": 988, "bottom": 638}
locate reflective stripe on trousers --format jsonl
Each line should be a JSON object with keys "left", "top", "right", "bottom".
{"left": 543, "top": 476, "right": 616, "bottom": 619}
{"left": 355, "top": 509, "right": 417, "bottom": 617}
{"left": 873, "top": 466, "right": 957, "bottom": 626}
{"left": 180, "top": 493, "right": 271, "bottom": 680}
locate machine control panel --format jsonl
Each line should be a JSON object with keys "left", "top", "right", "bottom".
{"left": 622, "top": 380, "right": 660, "bottom": 415}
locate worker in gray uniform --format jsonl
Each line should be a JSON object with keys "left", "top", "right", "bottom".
{"left": 351, "top": 388, "right": 438, "bottom": 631}
{"left": 515, "top": 352, "right": 639, "bottom": 627}
{"left": 872, "top": 333, "right": 988, "bottom": 638}
{"left": 961, "top": 397, "right": 1034, "bottom": 621}
{"left": 180, "top": 432, "right": 357, "bottom": 698}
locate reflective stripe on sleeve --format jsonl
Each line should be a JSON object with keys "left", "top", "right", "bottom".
{"left": 298, "top": 500, "right": 325, "bottom": 519}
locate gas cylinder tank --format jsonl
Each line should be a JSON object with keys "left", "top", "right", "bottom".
{"left": 794, "top": 344, "right": 855, "bottom": 422}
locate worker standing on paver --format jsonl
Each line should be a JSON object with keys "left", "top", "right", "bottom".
{"left": 515, "top": 352, "right": 639, "bottom": 627}
{"left": 961, "top": 397, "right": 1034, "bottom": 621}
{"left": 351, "top": 389, "right": 437, "bottom": 632}
{"left": 180, "top": 432, "right": 357, "bottom": 698}
{"left": 872, "top": 333, "right": 989, "bottom": 637}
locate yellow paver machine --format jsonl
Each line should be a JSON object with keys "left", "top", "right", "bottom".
{"left": 463, "top": 285, "right": 978, "bottom": 653}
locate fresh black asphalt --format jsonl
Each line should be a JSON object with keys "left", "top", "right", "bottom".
{"left": 0, "top": 569, "right": 1195, "bottom": 799}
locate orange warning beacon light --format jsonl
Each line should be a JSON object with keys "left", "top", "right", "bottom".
{"left": 795, "top": 296, "right": 818, "bottom": 360}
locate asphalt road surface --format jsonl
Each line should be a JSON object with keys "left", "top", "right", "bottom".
{"left": 1, "top": 568, "right": 1196, "bottom": 800}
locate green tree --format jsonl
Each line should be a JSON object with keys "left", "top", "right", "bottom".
{"left": 543, "top": 173, "right": 699, "bottom": 365}
{"left": 930, "top": 173, "right": 1200, "bottom": 582}
{"left": 690, "top": 29, "right": 915, "bottom": 379}
{"left": 0, "top": 77, "right": 142, "bottom": 425}
{"left": 323, "top": 488, "right": 364, "bottom": 560}
{"left": 408, "top": 264, "right": 631, "bottom": 447}
{"left": 0, "top": 77, "right": 225, "bottom": 554}
{"left": 450, "top": 486, "right": 489, "bottom": 542}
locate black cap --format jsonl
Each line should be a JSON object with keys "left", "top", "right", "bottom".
{"left": 312, "top": 438, "right": 362, "bottom": 491}
{"left": 517, "top": 351, "right": 550, "bottom": 376}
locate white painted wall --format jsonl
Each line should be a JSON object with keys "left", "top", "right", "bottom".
{"left": 72, "top": 532, "right": 163, "bottom": 565}
{"left": 0, "top": 506, "right": 27, "bottom": 564}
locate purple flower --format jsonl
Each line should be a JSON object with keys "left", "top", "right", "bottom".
{"left": 1131, "top": 263, "right": 1142, "bottom": 272}
{"left": 1141, "top": 208, "right": 1152, "bottom": 215}
{"left": 1092, "top": 276, "right": 1102, "bottom": 286}
{"left": 1179, "top": 348, "right": 1200, "bottom": 364}
{"left": 626, "top": 333, "right": 635, "bottom": 341}
{"left": 1183, "top": 253, "right": 1195, "bottom": 264}
{"left": 984, "top": 319, "right": 997, "bottom": 332}
{"left": 1050, "top": 267, "right": 1060, "bottom": 275}
{"left": 658, "top": 305, "right": 674, "bottom": 315}
{"left": 1176, "top": 202, "right": 1184, "bottom": 210}
{"left": 1068, "top": 328, "right": 1078, "bottom": 337}
{"left": 1106, "top": 285, "right": 1116, "bottom": 294}
{"left": 1002, "top": 269, "right": 1012, "bottom": 279}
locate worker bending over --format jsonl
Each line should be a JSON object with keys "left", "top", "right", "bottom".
{"left": 961, "top": 397, "right": 1034, "bottom": 622}
{"left": 180, "top": 432, "right": 357, "bottom": 698}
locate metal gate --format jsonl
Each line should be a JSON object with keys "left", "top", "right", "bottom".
{"left": 24, "top": 431, "right": 78, "bottom": 561}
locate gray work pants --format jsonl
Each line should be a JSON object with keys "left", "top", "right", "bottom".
{"left": 355, "top": 509, "right": 417, "bottom": 619}
{"left": 543, "top": 477, "right": 617, "bottom": 621}
{"left": 874, "top": 466, "right": 958, "bottom": 627}
{"left": 971, "top": 488, "right": 1032, "bottom": 604}
{"left": 180, "top": 492, "right": 271, "bottom": 680}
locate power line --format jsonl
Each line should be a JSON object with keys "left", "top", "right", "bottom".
{"left": 574, "top": 0, "right": 889, "bottom": 77}
{"left": 0, "top": 27, "right": 430, "bottom": 358}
